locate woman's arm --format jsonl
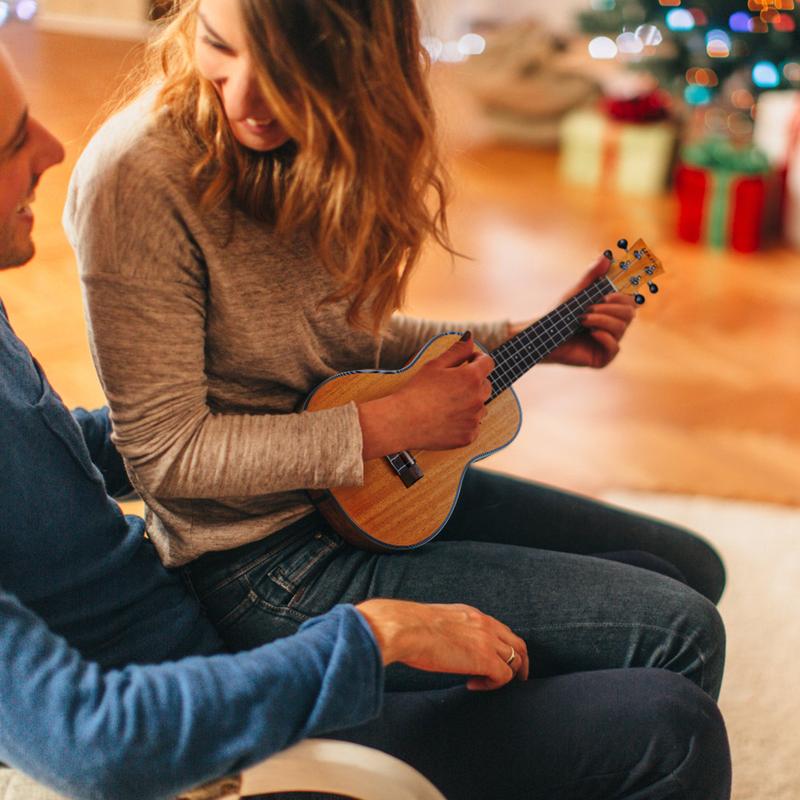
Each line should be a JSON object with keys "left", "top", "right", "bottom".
{"left": 65, "top": 147, "right": 365, "bottom": 501}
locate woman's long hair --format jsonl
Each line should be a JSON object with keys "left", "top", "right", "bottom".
{"left": 149, "top": 0, "right": 453, "bottom": 332}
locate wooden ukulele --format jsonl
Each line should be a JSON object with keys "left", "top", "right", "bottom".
{"left": 304, "top": 238, "right": 665, "bottom": 552}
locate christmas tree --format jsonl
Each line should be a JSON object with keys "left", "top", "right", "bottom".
{"left": 579, "top": 1, "right": 799, "bottom": 116}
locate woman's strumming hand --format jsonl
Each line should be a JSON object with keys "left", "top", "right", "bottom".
{"left": 507, "top": 254, "right": 637, "bottom": 370}
{"left": 356, "top": 598, "right": 529, "bottom": 691}
{"left": 358, "top": 333, "right": 494, "bottom": 459}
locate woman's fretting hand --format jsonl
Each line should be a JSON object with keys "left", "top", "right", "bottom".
{"left": 356, "top": 598, "right": 530, "bottom": 691}
{"left": 507, "top": 255, "right": 637, "bottom": 370}
{"left": 358, "top": 333, "right": 494, "bottom": 459}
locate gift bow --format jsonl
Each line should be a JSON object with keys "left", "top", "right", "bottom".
{"left": 602, "top": 91, "right": 671, "bottom": 123}
{"left": 682, "top": 138, "right": 771, "bottom": 174}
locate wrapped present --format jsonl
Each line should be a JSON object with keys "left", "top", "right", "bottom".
{"left": 559, "top": 90, "right": 677, "bottom": 196}
{"left": 675, "top": 139, "right": 774, "bottom": 253}
{"left": 753, "top": 90, "right": 800, "bottom": 250}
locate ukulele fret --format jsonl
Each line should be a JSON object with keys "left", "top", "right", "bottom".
{"left": 488, "top": 278, "right": 614, "bottom": 401}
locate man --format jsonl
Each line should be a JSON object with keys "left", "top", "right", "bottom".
{"left": 0, "top": 43, "right": 731, "bottom": 800}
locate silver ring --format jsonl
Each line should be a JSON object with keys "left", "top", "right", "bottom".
{"left": 505, "top": 646, "right": 517, "bottom": 666}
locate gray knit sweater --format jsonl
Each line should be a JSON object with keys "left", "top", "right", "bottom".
{"left": 64, "top": 96, "right": 507, "bottom": 566}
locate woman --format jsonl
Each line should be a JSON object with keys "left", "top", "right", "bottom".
{"left": 65, "top": 1, "right": 730, "bottom": 796}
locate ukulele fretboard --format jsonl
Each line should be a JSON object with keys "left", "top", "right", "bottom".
{"left": 488, "top": 277, "right": 615, "bottom": 400}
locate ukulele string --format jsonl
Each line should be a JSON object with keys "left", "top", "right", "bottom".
{"left": 487, "top": 278, "right": 614, "bottom": 401}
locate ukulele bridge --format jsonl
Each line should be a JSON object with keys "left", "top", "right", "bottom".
{"left": 386, "top": 450, "right": 424, "bottom": 488}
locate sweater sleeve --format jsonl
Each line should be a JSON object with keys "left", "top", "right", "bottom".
{"left": 0, "top": 590, "right": 382, "bottom": 800}
{"left": 380, "top": 314, "right": 510, "bottom": 370}
{"left": 71, "top": 407, "right": 134, "bottom": 499}
{"left": 65, "top": 148, "right": 364, "bottom": 501}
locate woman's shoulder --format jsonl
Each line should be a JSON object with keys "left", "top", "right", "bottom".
{"left": 70, "top": 89, "right": 196, "bottom": 203}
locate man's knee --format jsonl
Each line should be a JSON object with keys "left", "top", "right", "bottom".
{"left": 616, "top": 669, "right": 731, "bottom": 800}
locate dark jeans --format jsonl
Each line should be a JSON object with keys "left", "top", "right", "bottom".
{"left": 186, "top": 469, "right": 730, "bottom": 799}
{"left": 326, "top": 668, "right": 730, "bottom": 800}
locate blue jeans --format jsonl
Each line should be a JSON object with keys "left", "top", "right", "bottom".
{"left": 185, "top": 469, "right": 730, "bottom": 799}
{"left": 184, "top": 468, "right": 726, "bottom": 698}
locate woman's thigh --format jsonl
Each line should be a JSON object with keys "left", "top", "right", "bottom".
{"left": 443, "top": 468, "right": 726, "bottom": 603}
{"left": 190, "top": 518, "right": 725, "bottom": 698}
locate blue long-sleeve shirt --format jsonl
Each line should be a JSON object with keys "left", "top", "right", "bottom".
{"left": 0, "top": 300, "right": 384, "bottom": 799}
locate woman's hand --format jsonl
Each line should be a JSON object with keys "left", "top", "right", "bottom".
{"left": 356, "top": 598, "right": 529, "bottom": 691}
{"left": 358, "top": 333, "right": 494, "bottom": 459}
{"left": 507, "top": 255, "right": 636, "bottom": 369}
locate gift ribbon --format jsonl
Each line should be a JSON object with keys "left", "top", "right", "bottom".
{"left": 681, "top": 139, "right": 771, "bottom": 248}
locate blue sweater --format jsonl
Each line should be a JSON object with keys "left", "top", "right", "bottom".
{"left": 0, "top": 301, "right": 383, "bottom": 799}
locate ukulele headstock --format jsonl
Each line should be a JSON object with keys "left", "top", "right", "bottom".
{"left": 603, "top": 238, "right": 665, "bottom": 305}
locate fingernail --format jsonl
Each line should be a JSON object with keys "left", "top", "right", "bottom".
{"left": 460, "top": 330, "right": 472, "bottom": 342}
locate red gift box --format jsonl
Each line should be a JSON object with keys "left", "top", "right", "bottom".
{"left": 675, "top": 164, "right": 769, "bottom": 253}
{"left": 675, "top": 139, "right": 774, "bottom": 253}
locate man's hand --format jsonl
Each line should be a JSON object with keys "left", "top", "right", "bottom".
{"left": 507, "top": 255, "right": 636, "bottom": 369}
{"left": 356, "top": 598, "right": 529, "bottom": 691}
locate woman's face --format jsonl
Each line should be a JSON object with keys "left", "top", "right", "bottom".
{"left": 195, "top": 0, "right": 291, "bottom": 152}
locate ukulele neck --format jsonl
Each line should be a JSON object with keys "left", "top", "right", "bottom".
{"left": 488, "top": 276, "right": 615, "bottom": 400}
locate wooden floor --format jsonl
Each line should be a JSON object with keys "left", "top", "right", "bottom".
{"left": 2, "top": 24, "right": 799, "bottom": 508}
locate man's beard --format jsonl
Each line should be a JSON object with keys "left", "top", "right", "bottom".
{"left": 0, "top": 226, "right": 34, "bottom": 270}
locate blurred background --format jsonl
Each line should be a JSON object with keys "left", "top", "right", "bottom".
{"left": 1, "top": 0, "right": 797, "bottom": 505}
{"left": 0, "top": 4, "right": 798, "bottom": 796}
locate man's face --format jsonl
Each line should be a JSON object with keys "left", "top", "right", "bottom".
{"left": 0, "top": 46, "right": 64, "bottom": 270}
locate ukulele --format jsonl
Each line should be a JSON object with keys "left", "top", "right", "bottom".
{"left": 304, "top": 238, "right": 665, "bottom": 552}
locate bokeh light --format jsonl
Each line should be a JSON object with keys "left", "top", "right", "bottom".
{"left": 15, "top": 0, "right": 37, "bottom": 21}
{"left": 666, "top": 9, "right": 696, "bottom": 31}
{"left": 783, "top": 61, "right": 800, "bottom": 82}
{"left": 458, "top": 33, "right": 486, "bottom": 56}
{"left": 421, "top": 37, "right": 443, "bottom": 62}
{"left": 729, "top": 12, "right": 752, "bottom": 32}
{"left": 635, "top": 24, "right": 663, "bottom": 46}
{"left": 752, "top": 60, "right": 781, "bottom": 88}
{"left": 706, "top": 29, "right": 732, "bottom": 58}
{"left": 731, "top": 88, "right": 755, "bottom": 108}
{"left": 684, "top": 85, "right": 713, "bottom": 105}
{"left": 589, "top": 36, "right": 618, "bottom": 59}
{"left": 617, "top": 31, "right": 644, "bottom": 54}
{"left": 0, "top": 2, "right": 10, "bottom": 26}
{"left": 772, "top": 13, "right": 796, "bottom": 32}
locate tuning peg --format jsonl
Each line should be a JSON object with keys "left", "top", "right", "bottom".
{"left": 634, "top": 293, "right": 646, "bottom": 305}
{"left": 603, "top": 249, "right": 614, "bottom": 260}
{"left": 617, "top": 238, "right": 629, "bottom": 251}
{"left": 648, "top": 281, "right": 659, "bottom": 294}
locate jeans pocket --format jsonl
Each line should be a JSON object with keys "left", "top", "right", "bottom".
{"left": 264, "top": 528, "right": 344, "bottom": 599}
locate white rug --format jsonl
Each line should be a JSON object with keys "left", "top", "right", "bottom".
{"left": 601, "top": 492, "right": 800, "bottom": 800}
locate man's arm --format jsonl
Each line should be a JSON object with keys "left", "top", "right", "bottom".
{"left": 0, "top": 590, "right": 382, "bottom": 800}
{"left": 71, "top": 407, "right": 135, "bottom": 499}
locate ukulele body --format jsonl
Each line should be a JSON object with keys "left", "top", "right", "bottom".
{"left": 303, "top": 332, "right": 522, "bottom": 552}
